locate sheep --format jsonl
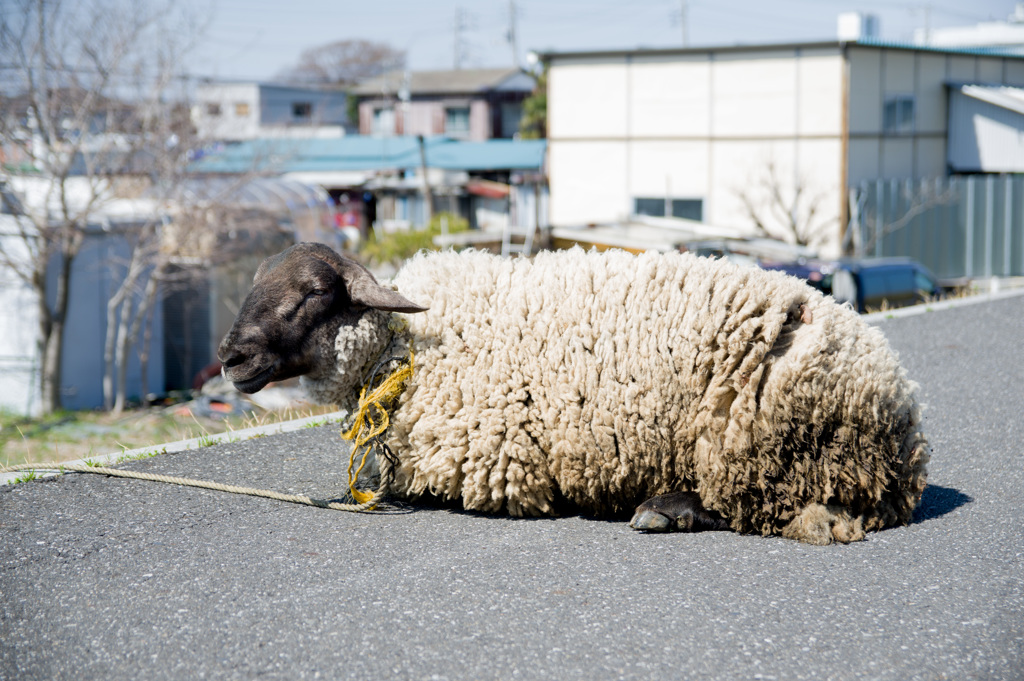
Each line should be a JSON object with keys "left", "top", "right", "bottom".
{"left": 218, "top": 242, "right": 929, "bottom": 545}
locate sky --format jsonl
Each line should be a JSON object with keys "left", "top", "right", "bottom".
{"left": 185, "top": 0, "right": 1020, "bottom": 81}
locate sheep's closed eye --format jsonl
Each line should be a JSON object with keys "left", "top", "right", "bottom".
{"left": 281, "top": 289, "right": 329, "bottom": 319}
{"left": 304, "top": 288, "right": 329, "bottom": 301}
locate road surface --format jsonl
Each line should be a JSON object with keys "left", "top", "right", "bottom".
{"left": 2, "top": 292, "right": 1023, "bottom": 680}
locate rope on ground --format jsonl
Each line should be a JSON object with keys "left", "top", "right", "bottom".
{"left": 2, "top": 321, "right": 417, "bottom": 514}
{"left": 0, "top": 461, "right": 386, "bottom": 512}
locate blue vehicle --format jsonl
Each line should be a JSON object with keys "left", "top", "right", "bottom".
{"left": 760, "top": 257, "right": 951, "bottom": 313}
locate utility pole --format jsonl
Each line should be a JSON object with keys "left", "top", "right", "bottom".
{"left": 417, "top": 135, "right": 434, "bottom": 223}
{"left": 508, "top": 0, "right": 519, "bottom": 67}
{"left": 910, "top": 4, "right": 933, "bottom": 44}
{"left": 454, "top": 6, "right": 467, "bottom": 70}
{"left": 680, "top": 0, "right": 689, "bottom": 47}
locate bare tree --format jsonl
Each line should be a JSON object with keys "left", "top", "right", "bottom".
{"left": 100, "top": 156, "right": 303, "bottom": 413}
{"left": 735, "top": 158, "right": 837, "bottom": 249}
{"left": 276, "top": 39, "right": 406, "bottom": 86}
{"left": 850, "top": 179, "right": 959, "bottom": 257}
{"left": 0, "top": 0, "right": 201, "bottom": 414}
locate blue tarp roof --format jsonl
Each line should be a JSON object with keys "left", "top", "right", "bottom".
{"left": 189, "top": 136, "right": 546, "bottom": 175}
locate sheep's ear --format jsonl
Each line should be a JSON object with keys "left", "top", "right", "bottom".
{"left": 338, "top": 256, "right": 428, "bottom": 313}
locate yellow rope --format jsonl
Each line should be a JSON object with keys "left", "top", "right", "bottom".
{"left": 340, "top": 350, "right": 414, "bottom": 505}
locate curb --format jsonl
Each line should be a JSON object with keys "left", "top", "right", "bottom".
{"left": 862, "top": 287, "right": 1024, "bottom": 323}
{"left": 1, "top": 410, "right": 348, "bottom": 486}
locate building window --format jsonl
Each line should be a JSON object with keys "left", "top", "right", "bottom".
{"left": 883, "top": 95, "right": 915, "bottom": 134}
{"left": 634, "top": 197, "right": 703, "bottom": 222}
{"left": 235, "top": 102, "right": 250, "bottom": 117}
{"left": 292, "top": 101, "right": 312, "bottom": 119}
{"left": 205, "top": 103, "right": 221, "bottom": 116}
{"left": 445, "top": 107, "right": 471, "bottom": 138}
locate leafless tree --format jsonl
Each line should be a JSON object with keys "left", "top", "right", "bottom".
{"left": 735, "top": 158, "right": 837, "bottom": 249}
{"left": 850, "top": 179, "right": 959, "bottom": 257}
{"left": 276, "top": 39, "right": 406, "bottom": 86}
{"left": 0, "top": 0, "right": 202, "bottom": 414}
{"left": 100, "top": 165, "right": 302, "bottom": 413}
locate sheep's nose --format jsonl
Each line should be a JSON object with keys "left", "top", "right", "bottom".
{"left": 220, "top": 351, "right": 246, "bottom": 369}
{"left": 217, "top": 337, "right": 247, "bottom": 368}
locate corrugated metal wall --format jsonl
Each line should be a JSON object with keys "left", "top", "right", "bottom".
{"left": 948, "top": 89, "right": 1024, "bottom": 173}
{"left": 850, "top": 175, "right": 1024, "bottom": 279}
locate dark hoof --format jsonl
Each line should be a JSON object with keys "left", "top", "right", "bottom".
{"left": 629, "top": 491, "right": 730, "bottom": 533}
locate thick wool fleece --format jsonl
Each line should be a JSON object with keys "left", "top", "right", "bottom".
{"left": 322, "top": 248, "right": 928, "bottom": 540}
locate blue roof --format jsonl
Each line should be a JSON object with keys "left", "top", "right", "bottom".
{"left": 189, "top": 136, "right": 546, "bottom": 175}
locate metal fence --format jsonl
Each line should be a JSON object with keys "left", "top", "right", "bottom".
{"left": 849, "top": 175, "right": 1024, "bottom": 279}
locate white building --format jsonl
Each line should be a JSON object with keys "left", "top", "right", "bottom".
{"left": 192, "top": 82, "right": 351, "bottom": 141}
{"left": 914, "top": 3, "right": 1024, "bottom": 52}
{"left": 542, "top": 40, "right": 1024, "bottom": 255}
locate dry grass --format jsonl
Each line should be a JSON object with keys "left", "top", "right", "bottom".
{"left": 0, "top": 403, "right": 339, "bottom": 467}
{"left": 862, "top": 283, "right": 981, "bottom": 315}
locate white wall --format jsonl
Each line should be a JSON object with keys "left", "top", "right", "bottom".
{"left": 549, "top": 58, "right": 629, "bottom": 139}
{"left": 548, "top": 47, "right": 846, "bottom": 253}
{"left": 548, "top": 141, "right": 628, "bottom": 225}
{"left": 0, "top": 216, "right": 40, "bottom": 415}
{"left": 628, "top": 55, "right": 711, "bottom": 137}
{"left": 194, "top": 83, "right": 261, "bottom": 140}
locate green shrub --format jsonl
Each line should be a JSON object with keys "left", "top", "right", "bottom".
{"left": 361, "top": 211, "right": 468, "bottom": 267}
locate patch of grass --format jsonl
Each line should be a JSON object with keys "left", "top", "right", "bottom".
{"left": 195, "top": 433, "right": 218, "bottom": 448}
{"left": 0, "top": 403, "right": 339, "bottom": 467}
{"left": 13, "top": 470, "right": 39, "bottom": 484}
{"left": 116, "top": 446, "right": 168, "bottom": 464}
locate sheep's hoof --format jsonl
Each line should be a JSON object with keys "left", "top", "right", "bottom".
{"left": 629, "top": 491, "right": 730, "bottom": 533}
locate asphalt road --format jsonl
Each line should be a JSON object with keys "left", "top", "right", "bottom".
{"left": 2, "top": 292, "right": 1023, "bottom": 681}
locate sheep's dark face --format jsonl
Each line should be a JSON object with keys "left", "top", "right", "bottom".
{"left": 218, "top": 242, "right": 426, "bottom": 394}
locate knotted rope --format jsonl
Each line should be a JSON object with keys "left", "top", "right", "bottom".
{"left": 339, "top": 347, "right": 413, "bottom": 506}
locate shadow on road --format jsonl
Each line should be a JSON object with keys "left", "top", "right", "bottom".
{"left": 913, "top": 484, "right": 973, "bottom": 523}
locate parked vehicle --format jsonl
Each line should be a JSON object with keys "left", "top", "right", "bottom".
{"left": 756, "top": 258, "right": 836, "bottom": 295}
{"left": 760, "top": 257, "right": 955, "bottom": 313}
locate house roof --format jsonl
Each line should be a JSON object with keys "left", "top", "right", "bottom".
{"left": 196, "top": 80, "right": 347, "bottom": 93}
{"left": 537, "top": 38, "right": 1024, "bottom": 62}
{"left": 188, "top": 136, "right": 546, "bottom": 177}
{"left": 350, "top": 68, "right": 532, "bottom": 96}
{"left": 959, "top": 84, "right": 1024, "bottom": 116}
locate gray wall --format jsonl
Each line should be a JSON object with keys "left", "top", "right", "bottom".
{"left": 49, "top": 233, "right": 165, "bottom": 410}
{"left": 850, "top": 175, "right": 1024, "bottom": 279}
{"left": 259, "top": 85, "right": 348, "bottom": 128}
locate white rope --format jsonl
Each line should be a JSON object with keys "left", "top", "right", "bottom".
{"left": 0, "top": 461, "right": 388, "bottom": 512}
